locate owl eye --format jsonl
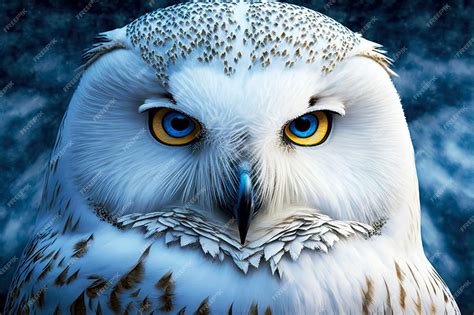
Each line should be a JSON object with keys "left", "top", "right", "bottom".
{"left": 149, "top": 108, "right": 202, "bottom": 146}
{"left": 284, "top": 111, "right": 332, "bottom": 146}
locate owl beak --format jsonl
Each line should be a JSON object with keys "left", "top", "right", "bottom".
{"left": 233, "top": 162, "right": 255, "bottom": 245}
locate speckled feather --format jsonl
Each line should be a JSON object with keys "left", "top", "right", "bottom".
{"left": 5, "top": 1, "right": 460, "bottom": 314}
{"left": 82, "top": 1, "right": 395, "bottom": 85}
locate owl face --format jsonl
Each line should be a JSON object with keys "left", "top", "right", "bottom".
{"left": 67, "top": 2, "right": 416, "bottom": 243}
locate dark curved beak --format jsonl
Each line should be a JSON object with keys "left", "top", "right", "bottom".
{"left": 233, "top": 162, "right": 255, "bottom": 245}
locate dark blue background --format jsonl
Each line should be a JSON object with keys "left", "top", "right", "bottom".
{"left": 1, "top": 0, "right": 472, "bottom": 312}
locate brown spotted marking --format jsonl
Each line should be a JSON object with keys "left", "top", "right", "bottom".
{"left": 53, "top": 304, "right": 61, "bottom": 315}
{"left": 55, "top": 266, "right": 70, "bottom": 286}
{"left": 406, "top": 263, "right": 423, "bottom": 314}
{"left": 20, "top": 295, "right": 30, "bottom": 314}
{"left": 362, "top": 276, "right": 374, "bottom": 315}
{"left": 395, "top": 261, "right": 406, "bottom": 310}
{"left": 96, "top": 302, "right": 103, "bottom": 315}
{"left": 72, "top": 217, "right": 81, "bottom": 232}
{"left": 109, "top": 290, "right": 121, "bottom": 314}
{"left": 86, "top": 276, "right": 109, "bottom": 298}
{"left": 36, "top": 286, "right": 46, "bottom": 309}
{"left": 129, "top": 288, "right": 141, "bottom": 298}
{"left": 38, "top": 259, "right": 55, "bottom": 280}
{"left": 62, "top": 214, "right": 73, "bottom": 234}
{"left": 88, "top": 295, "right": 93, "bottom": 311}
{"left": 395, "top": 261, "right": 404, "bottom": 282}
{"left": 430, "top": 267, "right": 453, "bottom": 308}
{"left": 383, "top": 279, "right": 393, "bottom": 314}
{"left": 414, "top": 290, "right": 422, "bottom": 315}
{"left": 124, "top": 301, "right": 134, "bottom": 315}
{"left": 399, "top": 282, "right": 407, "bottom": 310}
{"left": 195, "top": 297, "right": 210, "bottom": 315}
{"left": 70, "top": 291, "right": 87, "bottom": 315}
{"left": 39, "top": 249, "right": 55, "bottom": 263}
{"left": 72, "top": 234, "right": 94, "bottom": 258}
{"left": 53, "top": 248, "right": 61, "bottom": 260}
{"left": 108, "top": 245, "right": 151, "bottom": 314}
{"left": 443, "top": 291, "right": 449, "bottom": 303}
{"left": 48, "top": 182, "right": 61, "bottom": 209}
{"left": 23, "top": 268, "right": 34, "bottom": 284}
{"left": 156, "top": 271, "right": 175, "bottom": 312}
{"left": 117, "top": 2, "right": 394, "bottom": 86}
{"left": 400, "top": 283, "right": 407, "bottom": 309}
{"left": 424, "top": 269, "right": 440, "bottom": 300}
{"left": 412, "top": 265, "right": 437, "bottom": 315}
{"left": 264, "top": 306, "right": 272, "bottom": 315}
{"left": 32, "top": 243, "right": 51, "bottom": 263}
{"left": 24, "top": 238, "right": 39, "bottom": 258}
{"left": 140, "top": 296, "right": 152, "bottom": 312}
{"left": 58, "top": 256, "right": 65, "bottom": 267}
{"left": 7, "top": 287, "right": 19, "bottom": 310}
{"left": 66, "top": 269, "right": 80, "bottom": 284}
{"left": 50, "top": 231, "right": 59, "bottom": 240}
{"left": 249, "top": 303, "right": 259, "bottom": 315}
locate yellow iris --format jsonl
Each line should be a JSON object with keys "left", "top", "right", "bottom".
{"left": 149, "top": 108, "right": 202, "bottom": 146}
{"left": 284, "top": 111, "right": 331, "bottom": 146}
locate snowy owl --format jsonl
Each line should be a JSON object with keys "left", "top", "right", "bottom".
{"left": 6, "top": 1, "right": 460, "bottom": 314}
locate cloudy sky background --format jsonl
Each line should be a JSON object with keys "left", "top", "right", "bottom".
{"left": 1, "top": 0, "right": 472, "bottom": 312}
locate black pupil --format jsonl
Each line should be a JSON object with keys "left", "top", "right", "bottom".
{"left": 171, "top": 117, "right": 190, "bottom": 131}
{"left": 294, "top": 117, "right": 311, "bottom": 132}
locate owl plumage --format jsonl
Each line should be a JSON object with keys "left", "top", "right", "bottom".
{"left": 6, "top": 1, "right": 459, "bottom": 314}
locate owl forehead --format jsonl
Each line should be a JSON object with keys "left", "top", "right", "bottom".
{"left": 126, "top": 1, "right": 361, "bottom": 85}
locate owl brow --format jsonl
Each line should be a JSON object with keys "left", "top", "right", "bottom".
{"left": 308, "top": 96, "right": 319, "bottom": 108}
{"left": 305, "top": 96, "right": 345, "bottom": 116}
{"left": 137, "top": 93, "right": 177, "bottom": 112}
{"left": 158, "top": 92, "right": 176, "bottom": 104}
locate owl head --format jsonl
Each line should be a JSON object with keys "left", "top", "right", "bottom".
{"left": 63, "top": 1, "right": 418, "bottom": 244}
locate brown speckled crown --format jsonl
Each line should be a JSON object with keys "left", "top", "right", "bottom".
{"left": 83, "top": 1, "right": 393, "bottom": 85}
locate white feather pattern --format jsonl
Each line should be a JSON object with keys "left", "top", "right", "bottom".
{"left": 117, "top": 208, "right": 375, "bottom": 275}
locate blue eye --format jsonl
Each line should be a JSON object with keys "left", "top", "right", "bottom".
{"left": 289, "top": 114, "right": 318, "bottom": 138}
{"left": 162, "top": 111, "right": 196, "bottom": 138}
{"left": 150, "top": 108, "right": 202, "bottom": 146}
